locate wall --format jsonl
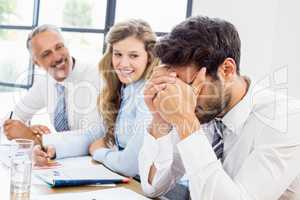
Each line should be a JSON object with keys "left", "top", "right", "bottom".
{"left": 192, "top": 0, "right": 300, "bottom": 98}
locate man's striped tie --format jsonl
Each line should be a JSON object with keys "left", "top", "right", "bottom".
{"left": 212, "top": 119, "right": 225, "bottom": 160}
{"left": 54, "top": 84, "right": 70, "bottom": 132}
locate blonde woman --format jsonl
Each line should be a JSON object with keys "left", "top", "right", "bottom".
{"left": 33, "top": 19, "right": 159, "bottom": 177}
{"left": 88, "top": 19, "right": 158, "bottom": 177}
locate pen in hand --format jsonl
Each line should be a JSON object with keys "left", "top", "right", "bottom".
{"left": 1, "top": 111, "right": 13, "bottom": 141}
{"left": 9, "top": 111, "right": 13, "bottom": 120}
{"left": 33, "top": 145, "right": 50, "bottom": 166}
{"left": 33, "top": 145, "right": 57, "bottom": 166}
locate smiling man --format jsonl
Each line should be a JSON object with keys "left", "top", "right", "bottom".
{"left": 139, "top": 16, "right": 300, "bottom": 200}
{"left": 3, "top": 25, "right": 101, "bottom": 152}
{"left": 30, "top": 28, "right": 73, "bottom": 82}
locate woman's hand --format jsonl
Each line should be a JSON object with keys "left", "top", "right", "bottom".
{"left": 89, "top": 138, "right": 108, "bottom": 155}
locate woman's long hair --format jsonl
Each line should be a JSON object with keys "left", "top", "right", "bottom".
{"left": 98, "top": 19, "right": 159, "bottom": 147}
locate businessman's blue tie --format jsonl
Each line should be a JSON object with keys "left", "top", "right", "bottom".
{"left": 54, "top": 84, "right": 70, "bottom": 132}
{"left": 212, "top": 119, "right": 225, "bottom": 160}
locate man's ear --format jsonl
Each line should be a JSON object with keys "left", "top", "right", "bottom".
{"left": 218, "top": 58, "right": 237, "bottom": 81}
{"left": 32, "top": 58, "right": 39, "bottom": 67}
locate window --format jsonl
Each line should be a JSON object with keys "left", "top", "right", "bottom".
{"left": 0, "top": 0, "right": 192, "bottom": 91}
{"left": 0, "top": 29, "right": 32, "bottom": 86}
{"left": 0, "top": 0, "right": 34, "bottom": 26}
{"left": 115, "top": 0, "right": 188, "bottom": 32}
{"left": 39, "top": 0, "right": 107, "bottom": 29}
{"left": 0, "top": 0, "right": 34, "bottom": 90}
{"left": 63, "top": 32, "right": 104, "bottom": 65}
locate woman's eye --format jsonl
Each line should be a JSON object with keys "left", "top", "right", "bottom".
{"left": 129, "top": 54, "right": 138, "bottom": 58}
{"left": 114, "top": 53, "right": 122, "bottom": 57}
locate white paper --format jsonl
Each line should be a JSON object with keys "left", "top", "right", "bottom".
{"left": 31, "top": 188, "right": 150, "bottom": 200}
{"left": 35, "top": 165, "right": 127, "bottom": 181}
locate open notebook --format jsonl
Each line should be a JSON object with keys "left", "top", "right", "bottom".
{"left": 34, "top": 156, "right": 129, "bottom": 187}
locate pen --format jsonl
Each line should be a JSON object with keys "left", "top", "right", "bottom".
{"left": 9, "top": 111, "right": 13, "bottom": 119}
{"left": 2, "top": 111, "right": 13, "bottom": 143}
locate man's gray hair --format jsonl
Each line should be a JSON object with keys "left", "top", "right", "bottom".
{"left": 26, "top": 24, "right": 62, "bottom": 54}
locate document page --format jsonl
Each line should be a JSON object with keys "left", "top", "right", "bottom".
{"left": 32, "top": 188, "right": 150, "bottom": 200}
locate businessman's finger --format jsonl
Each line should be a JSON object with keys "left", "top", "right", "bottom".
{"left": 46, "top": 145, "right": 56, "bottom": 159}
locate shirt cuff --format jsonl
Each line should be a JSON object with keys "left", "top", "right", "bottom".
{"left": 142, "top": 132, "right": 174, "bottom": 168}
{"left": 177, "top": 129, "right": 217, "bottom": 175}
{"left": 92, "top": 148, "right": 111, "bottom": 163}
{"left": 139, "top": 132, "right": 176, "bottom": 197}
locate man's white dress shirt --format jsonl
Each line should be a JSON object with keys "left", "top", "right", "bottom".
{"left": 12, "top": 59, "right": 102, "bottom": 155}
{"left": 139, "top": 80, "right": 300, "bottom": 200}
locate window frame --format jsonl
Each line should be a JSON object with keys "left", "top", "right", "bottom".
{"left": 0, "top": 0, "right": 193, "bottom": 90}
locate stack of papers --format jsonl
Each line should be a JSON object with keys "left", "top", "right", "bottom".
{"left": 32, "top": 188, "right": 150, "bottom": 200}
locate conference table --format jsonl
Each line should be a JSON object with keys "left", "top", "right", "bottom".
{"left": 0, "top": 157, "right": 149, "bottom": 200}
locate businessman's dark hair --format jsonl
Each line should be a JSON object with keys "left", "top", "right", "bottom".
{"left": 155, "top": 16, "right": 241, "bottom": 78}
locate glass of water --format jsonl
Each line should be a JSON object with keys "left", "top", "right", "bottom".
{"left": 10, "top": 139, "right": 34, "bottom": 200}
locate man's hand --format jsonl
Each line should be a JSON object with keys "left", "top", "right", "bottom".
{"left": 30, "top": 125, "right": 50, "bottom": 135}
{"left": 3, "top": 119, "right": 36, "bottom": 140}
{"left": 154, "top": 67, "right": 207, "bottom": 139}
{"left": 33, "top": 145, "right": 56, "bottom": 166}
{"left": 144, "top": 65, "right": 177, "bottom": 115}
{"left": 144, "top": 65, "right": 177, "bottom": 138}
{"left": 89, "top": 138, "right": 108, "bottom": 155}
{"left": 153, "top": 79, "right": 197, "bottom": 124}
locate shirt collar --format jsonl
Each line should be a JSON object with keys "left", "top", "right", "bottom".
{"left": 221, "top": 77, "right": 253, "bottom": 135}
{"left": 121, "top": 79, "right": 145, "bottom": 100}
